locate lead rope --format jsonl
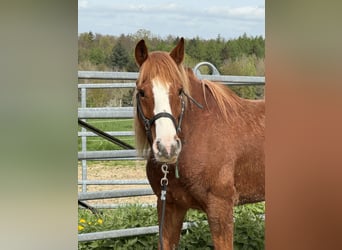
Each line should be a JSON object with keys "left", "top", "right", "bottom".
{"left": 159, "top": 163, "right": 169, "bottom": 250}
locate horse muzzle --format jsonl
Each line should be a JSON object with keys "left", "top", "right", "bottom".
{"left": 152, "top": 136, "right": 182, "bottom": 163}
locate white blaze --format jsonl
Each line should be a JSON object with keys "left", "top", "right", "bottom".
{"left": 152, "top": 79, "right": 177, "bottom": 152}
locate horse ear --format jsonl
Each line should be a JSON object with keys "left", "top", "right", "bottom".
{"left": 170, "top": 37, "right": 184, "bottom": 65}
{"left": 135, "top": 39, "right": 149, "bottom": 67}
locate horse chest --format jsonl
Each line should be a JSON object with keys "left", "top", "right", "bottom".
{"left": 146, "top": 166, "right": 203, "bottom": 208}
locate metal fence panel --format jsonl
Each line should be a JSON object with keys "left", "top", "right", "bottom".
{"left": 78, "top": 64, "right": 265, "bottom": 242}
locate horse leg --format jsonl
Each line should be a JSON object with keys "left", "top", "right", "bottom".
{"left": 157, "top": 199, "right": 187, "bottom": 250}
{"left": 206, "top": 194, "right": 235, "bottom": 250}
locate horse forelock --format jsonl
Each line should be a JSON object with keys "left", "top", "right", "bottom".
{"left": 137, "top": 52, "right": 190, "bottom": 93}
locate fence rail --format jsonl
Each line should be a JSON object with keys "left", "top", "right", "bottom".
{"left": 78, "top": 107, "right": 134, "bottom": 119}
{"left": 78, "top": 188, "right": 154, "bottom": 201}
{"left": 79, "top": 222, "right": 196, "bottom": 242}
{"left": 77, "top": 149, "right": 138, "bottom": 161}
{"left": 79, "top": 71, "right": 265, "bottom": 85}
{"left": 78, "top": 179, "right": 149, "bottom": 185}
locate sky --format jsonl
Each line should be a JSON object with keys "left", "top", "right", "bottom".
{"left": 78, "top": 0, "right": 264, "bottom": 40}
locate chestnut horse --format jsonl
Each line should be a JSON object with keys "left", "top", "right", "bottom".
{"left": 134, "top": 38, "right": 264, "bottom": 249}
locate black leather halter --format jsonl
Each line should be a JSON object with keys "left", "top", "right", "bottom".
{"left": 136, "top": 91, "right": 186, "bottom": 145}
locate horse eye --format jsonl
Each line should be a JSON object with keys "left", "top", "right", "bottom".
{"left": 178, "top": 88, "right": 183, "bottom": 96}
{"left": 138, "top": 89, "right": 145, "bottom": 97}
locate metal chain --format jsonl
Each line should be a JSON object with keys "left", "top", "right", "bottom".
{"left": 160, "top": 163, "right": 169, "bottom": 187}
{"left": 159, "top": 163, "right": 169, "bottom": 250}
{"left": 160, "top": 163, "right": 169, "bottom": 201}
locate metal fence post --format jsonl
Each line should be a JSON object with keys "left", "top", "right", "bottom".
{"left": 81, "top": 87, "right": 87, "bottom": 193}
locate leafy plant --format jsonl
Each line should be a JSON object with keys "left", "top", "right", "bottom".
{"left": 234, "top": 202, "right": 265, "bottom": 250}
{"left": 78, "top": 203, "right": 264, "bottom": 249}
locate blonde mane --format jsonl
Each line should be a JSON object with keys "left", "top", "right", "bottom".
{"left": 200, "top": 79, "right": 243, "bottom": 123}
{"left": 186, "top": 68, "right": 243, "bottom": 123}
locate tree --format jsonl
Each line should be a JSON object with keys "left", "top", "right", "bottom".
{"left": 220, "top": 55, "right": 264, "bottom": 99}
{"left": 89, "top": 47, "right": 105, "bottom": 65}
{"left": 204, "top": 39, "right": 224, "bottom": 68}
{"left": 132, "top": 29, "right": 153, "bottom": 41}
{"left": 110, "top": 41, "right": 129, "bottom": 71}
{"left": 78, "top": 30, "right": 265, "bottom": 73}
{"left": 186, "top": 37, "right": 206, "bottom": 61}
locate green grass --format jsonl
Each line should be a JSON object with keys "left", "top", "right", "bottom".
{"left": 83, "top": 119, "right": 133, "bottom": 131}
{"left": 78, "top": 119, "right": 135, "bottom": 151}
{"left": 78, "top": 202, "right": 265, "bottom": 249}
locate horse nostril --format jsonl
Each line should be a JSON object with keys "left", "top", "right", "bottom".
{"left": 176, "top": 138, "right": 182, "bottom": 149}
{"left": 170, "top": 138, "right": 182, "bottom": 157}
{"left": 156, "top": 139, "right": 162, "bottom": 152}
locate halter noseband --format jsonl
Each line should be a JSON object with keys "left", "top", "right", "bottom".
{"left": 136, "top": 91, "right": 185, "bottom": 145}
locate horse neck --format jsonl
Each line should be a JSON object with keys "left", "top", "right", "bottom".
{"left": 180, "top": 74, "right": 246, "bottom": 133}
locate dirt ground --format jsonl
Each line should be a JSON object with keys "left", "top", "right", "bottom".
{"left": 78, "top": 160, "right": 157, "bottom": 206}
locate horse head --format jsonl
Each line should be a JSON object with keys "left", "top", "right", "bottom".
{"left": 134, "top": 38, "right": 187, "bottom": 164}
